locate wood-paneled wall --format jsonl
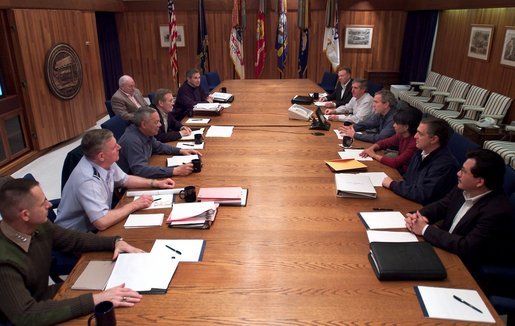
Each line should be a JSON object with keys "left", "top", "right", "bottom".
{"left": 10, "top": 9, "right": 105, "bottom": 149}
{"left": 432, "top": 8, "right": 515, "bottom": 122}
{"left": 116, "top": 8, "right": 406, "bottom": 96}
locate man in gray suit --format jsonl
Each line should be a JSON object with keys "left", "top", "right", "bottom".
{"left": 111, "top": 75, "right": 147, "bottom": 121}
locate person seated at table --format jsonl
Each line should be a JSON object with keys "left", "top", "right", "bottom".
{"left": 111, "top": 75, "right": 147, "bottom": 121}
{"left": 319, "top": 66, "right": 353, "bottom": 108}
{"left": 339, "top": 89, "right": 398, "bottom": 143}
{"left": 55, "top": 129, "right": 175, "bottom": 232}
{"left": 152, "top": 88, "right": 192, "bottom": 142}
{"left": 359, "top": 107, "right": 422, "bottom": 174}
{"left": 324, "top": 78, "right": 373, "bottom": 124}
{"left": 404, "top": 149, "right": 515, "bottom": 274}
{"left": 382, "top": 117, "right": 459, "bottom": 205}
{"left": 118, "top": 106, "right": 201, "bottom": 179}
{"left": 0, "top": 178, "right": 144, "bottom": 326}
{"left": 172, "top": 68, "right": 213, "bottom": 121}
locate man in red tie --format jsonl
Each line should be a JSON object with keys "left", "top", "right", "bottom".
{"left": 111, "top": 75, "right": 147, "bottom": 121}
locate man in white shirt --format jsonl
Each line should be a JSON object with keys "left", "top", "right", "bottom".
{"left": 324, "top": 78, "right": 373, "bottom": 124}
{"left": 404, "top": 149, "right": 514, "bottom": 272}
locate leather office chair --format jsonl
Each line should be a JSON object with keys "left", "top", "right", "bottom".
{"left": 100, "top": 115, "right": 129, "bottom": 141}
{"left": 367, "top": 82, "right": 383, "bottom": 96}
{"left": 318, "top": 72, "right": 338, "bottom": 94}
{"left": 200, "top": 74, "right": 210, "bottom": 93}
{"left": 205, "top": 71, "right": 221, "bottom": 91}
{"left": 22, "top": 173, "right": 78, "bottom": 283}
{"left": 61, "top": 145, "right": 83, "bottom": 192}
{"left": 147, "top": 92, "right": 156, "bottom": 106}
{"left": 105, "top": 100, "right": 116, "bottom": 118}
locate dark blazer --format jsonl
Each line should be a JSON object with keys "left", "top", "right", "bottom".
{"left": 110, "top": 88, "right": 147, "bottom": 121}
{"left": 325, "top": 79, "right": 353, "bottom": 107}
{"left": 152, "top": 104, "right": 183, "bottom": 143}
{"left": 421, "top": 187, "right": 515, "bottom": 271}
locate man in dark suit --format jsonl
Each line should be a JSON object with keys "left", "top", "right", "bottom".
{"left": 152, "top": 88, "right": 192, "bottom": 142}
{"left": 319, "top": 66, "right": 353, "bottom": 108}
{"left": 405, "top": 149, "right": 514, "bottom": 273}
{"left": 111, "top": 75, "right": 147, "bottom": 121}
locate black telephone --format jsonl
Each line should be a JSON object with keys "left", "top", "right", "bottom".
{"left": 310, "top": 107, "right": 331, "bottom": 131}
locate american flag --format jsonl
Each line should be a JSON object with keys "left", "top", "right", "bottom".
{"left": 168, "top": 0, "right": 179, "bottom": 84}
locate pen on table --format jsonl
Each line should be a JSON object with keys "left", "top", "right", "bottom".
{"left": 165, "top": 245, "right": 182, "bottom": 255}
{"left": 153, "top": 197, "right": 162, "bottom": 202}
{"left": 191, "top": 119, "right": 203, "bottom": 121}
{"left": 453, "top": 295, "right": 483, "bottom": 313}
{"left": 373, "top": 208, "right": 394, "bottom": 211}
{"left": 352, "top": 147, "right": 365, "bottom": 149}
{"left": 182, "top": 143, "right": 194, "bottom": 147}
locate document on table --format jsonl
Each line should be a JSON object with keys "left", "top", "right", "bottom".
{"left": 357, "top": 172, "right": 388, "bottom": 187}
{"left": 366, "top": 230, "right": 418, "bottom": 243}
{"left": 194, "top": 103, "right": 221, "bottom": 110}
{"left": 180, "top": 128, "right": 205, "bottom": 141}
{"left": 185, "top": 118, "right": 210, "bottom": 124}
{"left": 206, "top": 125, "right": 234, "bottom": 137}
{"left": 126, "top": 188, "right": 183, "bottom": 197}
{"left": 72, "top": 260, "right": 115, "bottom": 290}
{"left": 335, "top": 174, "right": 376, "bottom": 198}
{"left": 134, "top": 194, "right": 174, "bottom": 209}
{"left": 333, "top": 129, "right": 343, "bottom": 140}
{"left": 176, "top": 142, "right": 204, "bottom": 149}
{"left": 414, "top": 286, "right": 495, "bottom": 323}
{"left": 358, "top": 211, "right": 406, "bottom": 229}
{"left": 167, "top": 154, "right": 199, "bottom": 167}
{"left": 124, "top": 213, "right": 164, "bottom": 228}
{"left": 151, "top": 239, "right": 206, "bottom": 262}
{"left": 338, "top": 149, "right": 372, "bottom": 161}
{"left": 105, "top": 252, "right": 178, "bottom": 293}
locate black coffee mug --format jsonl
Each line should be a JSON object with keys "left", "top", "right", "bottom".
{"left": 88, "top": 301, "right": 116, "bottom": 326}
{"left": 342, "top": 136, "right": 354, "bottom": 148}
{"left": 194, "top": 134, "right": 203, "bottom": 145}
{"left": 343, "top": 121, "right": 353, "bottom": 127}
{"left": 220, "top": 87, "right": 227, "bottom": 93}
{"left": 313, "top": 92, "right": 319, "bottom": 100}
{"left": 191, "top": 159, "right": 202, "bottom": 173}
{"left": 179, "top": 186, "right": 197, "bottom": 202}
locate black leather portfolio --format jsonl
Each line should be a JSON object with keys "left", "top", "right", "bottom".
{"left": 291, "top": 95, "right": 313, "bottom": 105}
{"left": 368, "top": 241, "right": 447, "bottom": 281}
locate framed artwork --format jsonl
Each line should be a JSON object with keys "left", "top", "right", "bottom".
{"left": 159, "top": 25, "right": 186, "bottom": 48}
{"left": 467, "top": 25, "right": 494, "bottom": 61}
{"left": 500, "top": 26, "right": 515, "bottom": 68}
{"left": 344, "top": 26, "right": 373, "bottom": 49}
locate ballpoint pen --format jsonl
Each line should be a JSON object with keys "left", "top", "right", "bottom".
{"left": 373, "top": 208, "right": 394, "bottom": 211}
{"left": 165, "top": 245, "right": 182, "bottom": 255}
{"left": 453, "top": 295, "right": 483, "bottom": 313}
{"left": 182, "top": 143, "right": 194, "bottom": 147}
{"left": 153, "top": 198, "right": 162, "bottom": 202}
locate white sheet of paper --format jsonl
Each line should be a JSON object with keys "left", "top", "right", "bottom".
{"left": 206, "top": 126, "right": 234, "bottom": 137}
{"left": 170, "top": 201, "right": 218, "bottom": 220}
{"left": 134, "top": 194, "right": 174, "bottom": 210}
{"left": 126, "top": 188, "right": 183, "bottom": 197}
{"left": 176, "top": 142, "right": 204, "bottom": 149}
{"left": 313, "top": 101, "right": 326, "bottom": 106}
{"left": 366, "top": 230, "right": 418, "bottom": 243}
{"left": 357, "top": 172, "right": 389, "bottom": 187}
{"left": 151, "top": 239, "right": 206, "bottom": 262}
{"left": 195, "top": 103, "right": 221, "bottom": 110}
{"left": 359, "top": 211, "right": 406, "bottom": 229}
{"left": 415, "top": 286, "right": 495, "bottom": 323}
{"left": 185, "top": 118, "right": 210, "bottom": 124}
{"left": 338, "top": 150, "right": 373, "bottom": 161}
{"left": 179, "top": 128, "right": 205, "bottom": 141}
{"left": 167, "top": 154, "right": 199, "bottom": 167}
{"left": 333, "top": 129, "right": 343, "bottom": 140}
{"left": 124, "top": 213, "right": 164, "bottom": 228}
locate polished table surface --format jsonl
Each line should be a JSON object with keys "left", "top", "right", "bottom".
{"left": 56, "top": 79, "right": 501, "bottom": 325}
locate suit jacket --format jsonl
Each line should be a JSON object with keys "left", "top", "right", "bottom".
{"left": 111, "top": 88, "right": 147, "bottom": 121}
{"left": 326, "top": 79, "right": 353, "bottom": 107}
{"left": 152, "top": 104, "right": 183, "bottom": 142}
{"left": 421, "top": 187, "right": 515, "bottom": 271}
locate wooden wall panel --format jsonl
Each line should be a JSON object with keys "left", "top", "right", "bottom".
{"left": 11, "top": 9, "right": 105, "bottom": 149}
{"left": 432, "top": 8, "right": 515, "bottom": 122}
{"left": 116, "top": 8, "right": 406, "bottom": 95}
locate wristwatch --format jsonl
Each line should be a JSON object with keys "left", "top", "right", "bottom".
{"left": 115, "top": 236, "right": 124, "bottom": 244}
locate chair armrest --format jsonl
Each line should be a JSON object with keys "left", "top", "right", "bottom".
{"left": 462, "top": 105, "right": 485, "bottom": 113}
{"left": 482, "top": 114, "right": 504, "bottom": 120}
{"left": 431, "top": 91, "right": 450, "bottom": 97}
{"left": 506, "top": 125, "right": 515, "bottom": 132}
{"left": 446, "top": 97, "right": 466, "bottom": 103}
{"left": 419, "top": 86, "right": 437, "bottom": 91}
{"left": 410, "top": 81, "right": 425, "bottom": 86}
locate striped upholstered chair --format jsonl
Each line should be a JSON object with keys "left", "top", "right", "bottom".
{"left": 417, "top": 79, "right": 471, "bottom": 116}
{"left": 430, "top": 85, "right": 489, "bottom": 124}
{"left": 446, "top": 92, "right": 513, "bottom": 134}
{"left": 484, "top": 140, "right": 515, "bottom": 169}
{"left": 404, "top": 75, "right": 454, "bottom": 110}
{"left": 399, "top": 71, "right": 441, "bottom": 103}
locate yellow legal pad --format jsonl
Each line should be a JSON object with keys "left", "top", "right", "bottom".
{"left": 325, "top": 159, "right": 368, "bottom": 173}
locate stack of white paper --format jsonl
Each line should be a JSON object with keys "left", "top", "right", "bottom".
{"left": 366, "top": 230, "right": 418, "bottom": 243}
{"left": 212, "top": 92, "right": 233, "bottom": 102}
{"left": 206, "top": 126, "right": 234, "bottom": 137}
{"left": 194, "top": 103, "right": 221, "bottom": 110}
{"left": 167, "top": 154, "right": 199, "bottom": 167}
{"left": 359, "top": 211, "right": 406, "bottom": 229}
{"left": 176, "top": 142, "right": 204, "bottom": 149}
{"left": 338, "top": 149, "right": 373, "bottom": 161}
{"left": 335, "top": 174, "right": 376, "bottom": 198}
{"left": 124, "top": 213, "right": 164, "bottom": 228}
{"left": 126, "top": 188, "right": 183, "bottom": 197}
{"left": 185, "top": 118, "right": 210, "bottom": 124}
{"left": 167, "top": 201, "right": 219, "bottom": 228}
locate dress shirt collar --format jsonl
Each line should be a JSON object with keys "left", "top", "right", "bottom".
{"left": 462, "top": 189, "right": 492, "bottom": 202}
{"left": 0, "top": 221, "right": 32, "bottom": 252}
{"left": 87, "top": 158, "right": 115, "bottom": 180}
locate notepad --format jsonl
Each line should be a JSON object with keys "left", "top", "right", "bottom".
{"left": 134, "top": 194, "right": 174, "bottom": 210}
{"left": 151, "top": 239, "right": 206, "bottom": 262}
{"left": 167, "top": 154, "right": 199, "bottom": 167}
{"left": 176, "top": 142, "right": 204, "bottom": 149}
{"left": 185, "top": 118, "right": 210, "bottom": 124}
{"left": 359, "top": 211, "right": 406, "bottom": 229}
{"left": 338, "top": 149, "right": 373, "bottom": 161}
{"left": 334, "top": 173, "right": 376, "bottom": 198}
{"left": 198, "top": 187, "right": 248, "bottom": 206}
{"left": 206, "top": 126, "right": 234, "bottom": 137}
{"left": 124, "top": 213, "right": 164, "bottom": 228}
{"left": 366, "top": 230, "right": 418, "bottom": 243}
{"left": 326, "top": 159, "right": 368, "bottom": 173}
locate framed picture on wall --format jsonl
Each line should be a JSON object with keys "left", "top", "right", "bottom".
{"left": 159, "top": 25, "right": 186, "bottom": 48}
{"left": 467, "top": 25, "right": 494, "bottom": 61}
{"left": 344, "top": 26, "right": 373, "bottom": 49}
{"left": 176, "top": 25, "right": 185, "bottom": 47}
{"left": 500, "top": 26, "right": 515, "bottom": 68}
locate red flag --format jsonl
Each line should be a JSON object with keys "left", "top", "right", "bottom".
{"left": 254, "top": 0, "right": 266, "bottom": 78}
{"left": 168, "top": 0, "right": 179, "bottom": 85}
{"left": 229, "top": 0, "right": 245, "bottom": 79}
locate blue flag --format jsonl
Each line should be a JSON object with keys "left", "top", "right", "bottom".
{"left": 298, "top": 29, "right": 309, "bottom": 78}
{"left": 197, "top": 0, "right": 209, "bottom": 74}
{"left": 275, "top": 0, "right": 288, "bottom": 75}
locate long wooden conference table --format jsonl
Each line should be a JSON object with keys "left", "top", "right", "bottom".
{"left": 56, "top": 79, "right": 502, "bottom": 324}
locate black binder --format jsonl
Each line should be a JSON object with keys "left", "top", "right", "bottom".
{"left": 291, "top": 95, "right": 313, "bottom": 105}
{"left": 368, "top": 241, "right": 447, "bottom": 281}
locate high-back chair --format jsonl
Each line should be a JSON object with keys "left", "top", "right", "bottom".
{"left": 418, "top": 79, "right": 471, "bottom": 116}
{"left": 100, "top": 115, "right": 130, "bottom": 141}
{"left": 405, "top": 75, "right": 454, "bottom": 109}
{"left": 205, "top": 71, "right": 222, "bottom": 91}
{"left": 318, "top": 72, "right": 338, "bottom": 94}
{"left": 105, "top": 100, "right": 116, "bottom": 118}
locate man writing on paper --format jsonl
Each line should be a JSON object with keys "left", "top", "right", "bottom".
{"left": 111, "top": 75, "right": 147, "bottom": 121}
{"left": 118, "top": 106, "right": 201, "bottom": 179}
{"left": 339, "top": 89, "right": 399, "bottom": 143}
{"left": 324, "top": 78, "right": 373, "bottom": 124}
{"left": 152, "top": 88, "right": 192, "bottom": 142}
{"left": 0, "top": 178, "right": 144, "bottom": 325}
{"left": 404, "top": 149, "right": 514, "bottom": 273}
{"left": 55, "top": 129, "right": 175, "bottom": 232}
{"left": 172, "top": 68, "right": 214, "bottom": 121}
{"left": 319, "top": 66, "right": 353, "bottom": 107}
{"left": 382, "top": 117, "right": 459, "bottom": 205}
